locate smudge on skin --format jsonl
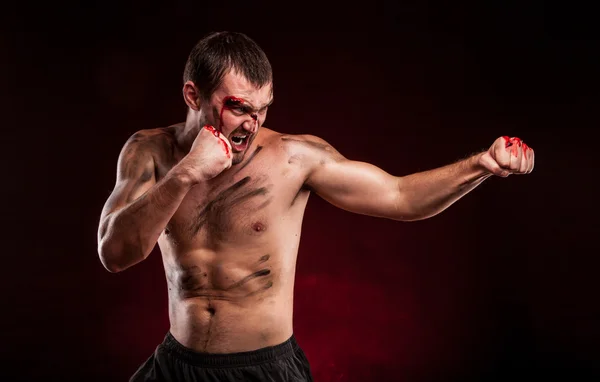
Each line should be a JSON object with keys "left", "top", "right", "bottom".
{"left": 189, "top": 176, "right": 272, "bottom": 238}
{"left": 244, "top": 280, "right": 273, "bottom": 297}
{"left": 225, "top": 269, "right": 271, "bottom": 290}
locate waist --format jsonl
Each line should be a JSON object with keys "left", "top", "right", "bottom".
{"left": 161, "top": 331, "right": 300, "bottom": 367}
{"left": 169, "top": 296, "right": 294, "bottom": 353}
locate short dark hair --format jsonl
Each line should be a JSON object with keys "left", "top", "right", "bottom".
{"left": 183, "top": 31, "right": 273, "bottom": 101}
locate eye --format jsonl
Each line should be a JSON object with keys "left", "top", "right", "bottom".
{"left": 224, "top": 98, "right": 245, "bottom": 112}
{"left": 226, "top": 104, "right": 246, "bottom": 116}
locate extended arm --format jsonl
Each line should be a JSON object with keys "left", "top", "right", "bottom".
{"left": 302, "top": 135, "right": 534, "bottom": 221}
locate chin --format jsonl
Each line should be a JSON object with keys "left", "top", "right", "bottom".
{"left": 231, "top": 153, "right": 245, "bottom": 165}
{"left": 231, "top": 135, "right": 256, "bottom": 165}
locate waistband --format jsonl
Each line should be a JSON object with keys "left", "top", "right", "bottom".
{"left": 162, "top": 332, "right": 300, "bottom": 368}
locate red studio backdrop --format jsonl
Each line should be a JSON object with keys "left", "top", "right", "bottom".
{"left": 2, "top": 2, "right": 599, "bottom": 381}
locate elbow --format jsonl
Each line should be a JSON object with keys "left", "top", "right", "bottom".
{"left": 97, "top": 217, "right": 148, "bottom": 273}
{"left": 392, "top": 188, "right": 423, "bottom": 222}
{"left": 392, "top": 183, "right": 439, "bottom": 222}
{"left": 102, "top": 261, "right": 123, "bottom": 274}
{"left": 393, "top": 207, "right": 444, "bottom": 222}
{"left": 98, "top": 241, "right": 125, "bottom": 273}
{"left": 97, "top": 239, "right": 141, "bottom": 273}
{"left": 391, "top": 204, "right": 438, "bottom": 222}
{"left": 97, "top": 219, "right": 122, "bottom": 272}
{"left": 392, "top": 212, "right": 426, "bottom": 222}
{"left": 101, "top": 258, "right": 124, "bottom": 273}
{"left": 391, "top": 202, "right": 440, "bottom": 221}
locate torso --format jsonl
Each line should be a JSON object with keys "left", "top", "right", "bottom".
{"left": 148, "top": 125, "right": 312, "bottom": 353}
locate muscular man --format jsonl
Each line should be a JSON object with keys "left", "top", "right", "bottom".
{"left": 97, "top": 31, "right": 534, "bottom": 382}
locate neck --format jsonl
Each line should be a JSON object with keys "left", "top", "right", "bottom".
{"left": 175, "top": 108, "right": 203, "bottom": 153}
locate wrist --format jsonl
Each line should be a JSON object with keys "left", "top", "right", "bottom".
{"left": 170, "top": 164, "right": 202, "bottom": 188}
{"left": 472, "top": 151, "right": 490, "bottom": 172}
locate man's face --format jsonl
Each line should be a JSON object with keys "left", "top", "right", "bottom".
{"left": 203, "top": 69, "right": 273, "bottom": 165}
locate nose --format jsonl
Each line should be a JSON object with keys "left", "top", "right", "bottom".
{"left": 243, "top": 113, "right": 259, "bottom": 134}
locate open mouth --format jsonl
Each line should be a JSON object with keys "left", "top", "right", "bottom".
{"left": 230, "top": 134, "right": 250, "bottom": 152}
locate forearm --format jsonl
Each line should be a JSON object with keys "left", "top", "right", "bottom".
{"left": 395, "top": 152, "right": 492, "bottom": 221}
{"left": 98, "top": 165, "right": 195, "bottom": 272}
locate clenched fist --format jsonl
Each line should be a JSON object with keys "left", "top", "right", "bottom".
{"left": 479, "top": 136, "right": 535, "bottom": 177}
{"left": 180, "top": 125, "right": 233, "bottom": 183}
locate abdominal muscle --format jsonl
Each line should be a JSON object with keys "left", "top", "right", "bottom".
{"left": 161, "top": 243, "right": 297, "bottom": 354}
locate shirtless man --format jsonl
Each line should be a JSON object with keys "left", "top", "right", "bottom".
{"left": 97, "top": 31, "right": 534, "bottom": 382}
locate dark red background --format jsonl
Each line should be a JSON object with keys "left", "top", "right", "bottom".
{"left": 2, "top": 1, "right": 599, "bottom": 381}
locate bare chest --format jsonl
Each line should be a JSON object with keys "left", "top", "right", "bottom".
{"left": 157, "top": 145, "right": 307, "bottom": 246}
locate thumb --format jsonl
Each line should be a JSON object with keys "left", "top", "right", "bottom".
{"left": 479, "top": 151, "right": 511, "bottom": 177}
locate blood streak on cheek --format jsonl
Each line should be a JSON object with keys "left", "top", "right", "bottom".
{"left": 219, "top": 96, "right": 245, "bottom": 132}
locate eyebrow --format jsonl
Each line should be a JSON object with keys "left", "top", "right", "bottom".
{"left": 261, "top": 98, "right": 274, "bottom": 110}
{"left": 236, "top": 97, "right": 274, "bottom": 113}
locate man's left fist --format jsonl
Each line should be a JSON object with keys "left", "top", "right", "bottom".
{"left": 479, "top": 136, "right": 535, "bottom": 177}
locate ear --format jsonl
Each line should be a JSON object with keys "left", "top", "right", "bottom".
{"left": 183, "top": 81, "right": 202, "bottom": 111}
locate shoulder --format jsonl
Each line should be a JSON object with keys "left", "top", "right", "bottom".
{"left": 125, "top": 126, "right": 175, "bottom": 146}
{"left": 257, "top": 128, "right": 345, "bottom": 169}
{"left": 259, "top": 128, "right": 337, "bottom": 153}
{"left": 281, "top": 134, "right": 332, "bottom": 149}
{"left": 280, "top": 133, "right": 345, "bottom": 164}
{"left": 116, "top": 127, "right": 180, "bottom": 177}
{"left": 121, "top": 126, "right": 178, "bottom": 155}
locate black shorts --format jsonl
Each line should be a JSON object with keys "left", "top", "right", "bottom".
{"left": 129, "top": 332, "right": 314, "bottom": 382}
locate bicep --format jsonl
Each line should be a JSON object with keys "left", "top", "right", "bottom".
{"left": 100, "top": 134, "right": 157, "bottom": 222}
{"left": 303, "top": 138, "right": 400, "bottom": 218}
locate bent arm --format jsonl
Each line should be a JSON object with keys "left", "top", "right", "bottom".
{"left": 97, "top": 132, "right": 195, "bottom": 273}
{"left": 302, "top": 135, "right": 491, "bottom": 221}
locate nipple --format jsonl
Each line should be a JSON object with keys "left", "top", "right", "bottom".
{"left": 252, "top": 222, "right": 266, "bottom": 232}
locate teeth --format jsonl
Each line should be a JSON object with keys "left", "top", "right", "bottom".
{"left": 231, "top": 136, "right": 246, "bottom": 145}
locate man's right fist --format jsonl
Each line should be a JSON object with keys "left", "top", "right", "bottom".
{"left": 182, "top": 125, "right": 233, "bottom": 182}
